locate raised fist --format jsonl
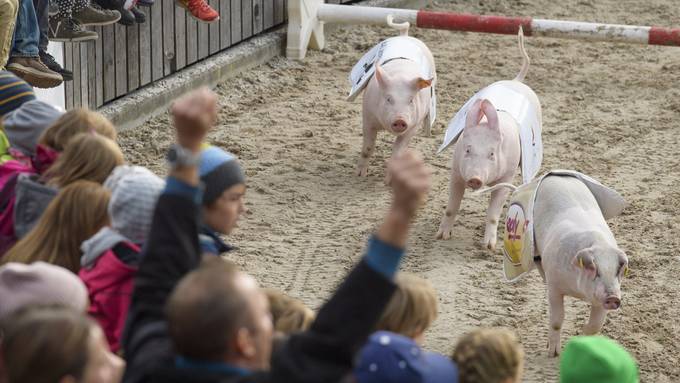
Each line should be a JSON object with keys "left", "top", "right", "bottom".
{"left": 386, "top": 150, "right": 431, "bottom": 218}
{"left": 171, "top": 87, "right": 218, "bottom": 151}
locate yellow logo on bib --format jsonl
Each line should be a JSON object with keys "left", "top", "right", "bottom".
{"left": 503, "top": 203, "right": 528, "bottom": 265}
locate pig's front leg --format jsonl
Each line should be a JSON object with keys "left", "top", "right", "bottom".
{"left": 483, "top": 184, "right": 512, "bottom": 250}
{"left": 547, "top": 287, "right": 565, "bottom": 357}
{"left": 356, "top": 119, "right": 378, "bottom": 177}
{"left": 582, "top": 304, "right": 607, "bottom": 335}
{"left": 436, "top": 175, "right": 465, "bottom": 240}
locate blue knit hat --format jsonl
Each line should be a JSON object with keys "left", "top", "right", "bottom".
{"left": 0, "top": 71, "right": 36, "bottom": 118}
{"left": 199, "top": 146, "right": 245, "bottom": 205}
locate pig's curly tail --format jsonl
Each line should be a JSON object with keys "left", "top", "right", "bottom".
{"left": 386, "top": 14, "right": 410, "bottom": 36}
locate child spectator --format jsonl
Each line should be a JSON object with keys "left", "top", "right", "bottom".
{"left": 39, "top": 108, "right": 117, "bottom": 152}
{"left": 355, "top": 331, "right": 458, "bottom": 383}
{"left": 375, "top": 272, "right": 438, "bottom": 345}
{"left": 2, "top": 180, "right": 111, "bottom": 272}
{"left": 0, "top": 0, "right": 18, "bottom": 69}
{"left": 79, "top": 165, "right": 164, "bottom": 352}
{"left": 264, "top": 288, "right": 315, "bottom": 333}
{"left": 560, "top": 335, "right": 639, "bottom": 383}
{"left": 197, "top": 146, "right": 246, "bottom": 256}
{"left": 1, "top": 305, "right": 125, "bottom": 383}
{"left": 0, "top": 261, "right": 88, "bottom": 318}
{"left": 451, "top": 327, "right": 524, "bottom": 383}
{"left": 44, "top": 132, "right": 124, "bottom": 187}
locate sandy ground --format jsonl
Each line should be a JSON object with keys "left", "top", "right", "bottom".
{"left": 120, "top": 0, "right": 680, "bottom": 381}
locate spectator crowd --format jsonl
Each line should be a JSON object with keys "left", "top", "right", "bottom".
{"left": 0, "top": 0, "right": 218, "bottom": 89}
{"left": 0, "top": 78, "right": 641, "bottom": 383}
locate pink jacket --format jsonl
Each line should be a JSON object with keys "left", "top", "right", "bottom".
{"left": 79, "top": 228, "right": 140, "bottom": 352}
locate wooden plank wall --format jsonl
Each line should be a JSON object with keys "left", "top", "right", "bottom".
{"left": 63, "top": 0, "right": 292, "bottom": 109}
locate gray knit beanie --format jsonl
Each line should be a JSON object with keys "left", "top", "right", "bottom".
{"left": 0, "top": 262, "right": 88, "bottom": 319}
{"left": 104, "top": 165, "right": 165, "bottom": 245}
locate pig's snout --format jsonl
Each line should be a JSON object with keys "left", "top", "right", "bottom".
{"left": 391, "top": 119, "right": 408, "bottom": 133}
{"left": 604, "top": 296, "right": 621, "bottom": 310}
{"left": 466, "top": 177, "right": 483, "bottom": 190}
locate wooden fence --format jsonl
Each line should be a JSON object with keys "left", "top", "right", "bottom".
{"left": 63, "top": 0, "right": 355, "bottom": 109}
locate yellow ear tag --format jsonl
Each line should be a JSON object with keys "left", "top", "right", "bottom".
{"left": 624, "top": 266, "right": 630, "bottom": 278}
{"left": 578, "top": 257, "right": 584, "bottom": 269}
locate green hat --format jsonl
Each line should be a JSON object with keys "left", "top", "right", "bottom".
{"left": 560, "top": 336, "right": 639, "bottom": 383}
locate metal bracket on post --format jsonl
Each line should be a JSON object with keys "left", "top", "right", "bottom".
{"left": 286, "top": 0, "right": 325, "bottom": 60}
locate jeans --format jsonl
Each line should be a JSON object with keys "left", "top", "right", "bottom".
{"left": 0, "top": 0, "right": 18, "bottom": 67}
{"left": 33, "top": 0, "right": 48, "bottom": 53}
{"left": 11, "top": 0, "right": 40, "bottom": 58}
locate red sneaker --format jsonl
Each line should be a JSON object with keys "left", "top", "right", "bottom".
{"left": 177, "top": 0, "right": 219, "bottom": 23}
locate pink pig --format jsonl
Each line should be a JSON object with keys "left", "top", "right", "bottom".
{"left": 436, "top": 31, "right": 539, "bottom": 250}
{"left": 356, "top": 36, "right": 435, "bottom": 178}
{"left": 534, "top": 175, "right": 628, "bottom": 357}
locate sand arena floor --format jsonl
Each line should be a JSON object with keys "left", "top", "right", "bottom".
{"left": 120, "top": 0, "right": 680, "bottom": 380}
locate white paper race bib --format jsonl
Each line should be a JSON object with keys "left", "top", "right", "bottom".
{"left": 438, "top": 81, "right": 542, "bottom": 184}
{"left": 501, "top": 170, "right": 626, "bottom": 282}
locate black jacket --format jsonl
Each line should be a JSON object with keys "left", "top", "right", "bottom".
{"left": 122, "top": 184, "right": 398, "bottom": 383}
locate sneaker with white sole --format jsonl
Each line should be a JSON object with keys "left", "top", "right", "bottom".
{"left": 7, "top": 57, "right": 63, "bottom": 88}
{"left": 49, "top": 17, "right": 98, "bottom": 42}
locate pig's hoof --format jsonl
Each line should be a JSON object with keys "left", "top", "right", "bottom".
{"left": 436, "top": 226, "right": 453, "bottom": 240}
{"left": 483, "top": 239, "right": 497, "bottom": 251}
{"left": 356, "top": 166, "right": 369, "bottom": 177}
{"left": 547, "top": 342, "right": 560, "bottom": 358}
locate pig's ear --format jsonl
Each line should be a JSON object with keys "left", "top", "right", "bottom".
{"left": 572, "top": 248, "right": 598, "bottom": 280}
{"left": 415, "top": 77, "right": 433, "bottom": 90}
{"left": 465, "top": 99, "right": 484, "bottom": 128}
{"left": 480, "top": 99, "right": 500, "bottom": 135}
{"left": 375, "top": 64, "right": 390, "bottom": 88}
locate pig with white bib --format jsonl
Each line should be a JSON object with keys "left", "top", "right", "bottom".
{"left": 348, "top": 17, "right": 436, "bottom": 178}
{"left": 436, "top": 28, "right": 542, "bottom": 250}
{"left": 534, "top": 174, "right": 628, "bottom": 357}
{"left": 495, "top": 170, "right": 628, "bottom": 357}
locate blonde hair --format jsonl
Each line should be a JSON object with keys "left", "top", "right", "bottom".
{"left": 39, "top": 108, "right": 116, "bottom": 151}
{"left": 375, "top": 273, "right": 438, "bottom": 339}
{"left": 44, "top": 133, "right": 124, "bottom": 188}
{"left": 2, "top": 181, "right": 111, "bottom": 273}
{"left": 264, "top": 289, "right": 315, "bottom": 334}
{"left": 452, "top": 328, "right": 524, "bottom": 383}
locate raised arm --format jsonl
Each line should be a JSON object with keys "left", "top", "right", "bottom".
{"left": 272, "top": 150, "right": 431, "bottom": 382}
{"left": 122, "top": 88, "right": 216, "bottom": 383}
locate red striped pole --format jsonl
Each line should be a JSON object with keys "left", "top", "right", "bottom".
{"left": 415, "top": 10, "right": 680, "bottom": 48}
{"left": 287, "top": 0, "right": 680, "bottom": 59}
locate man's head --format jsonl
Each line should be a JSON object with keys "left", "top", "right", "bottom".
{"left": 199, "top": 147, "right": 246, "bottom": 235}
{"left": 166, "top": 258, "right": 273, "bottom": 370}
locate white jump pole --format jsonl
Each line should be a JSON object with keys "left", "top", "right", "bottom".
{"left": 287, "top": 0, "right": 680, "bottom": 59}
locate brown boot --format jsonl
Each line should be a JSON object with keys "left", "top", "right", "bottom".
{"left": 6, "top": 57, "right": 63, "bottom": 89}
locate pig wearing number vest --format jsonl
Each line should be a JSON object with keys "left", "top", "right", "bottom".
{"left": 534, "top": 175, "right": 629, "bottom": 357}
{"left": 436, "top": 28, "right": 541, "bottom": 250}
{"left": 355, "top": 21, "right": 436, "bottom": 178}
